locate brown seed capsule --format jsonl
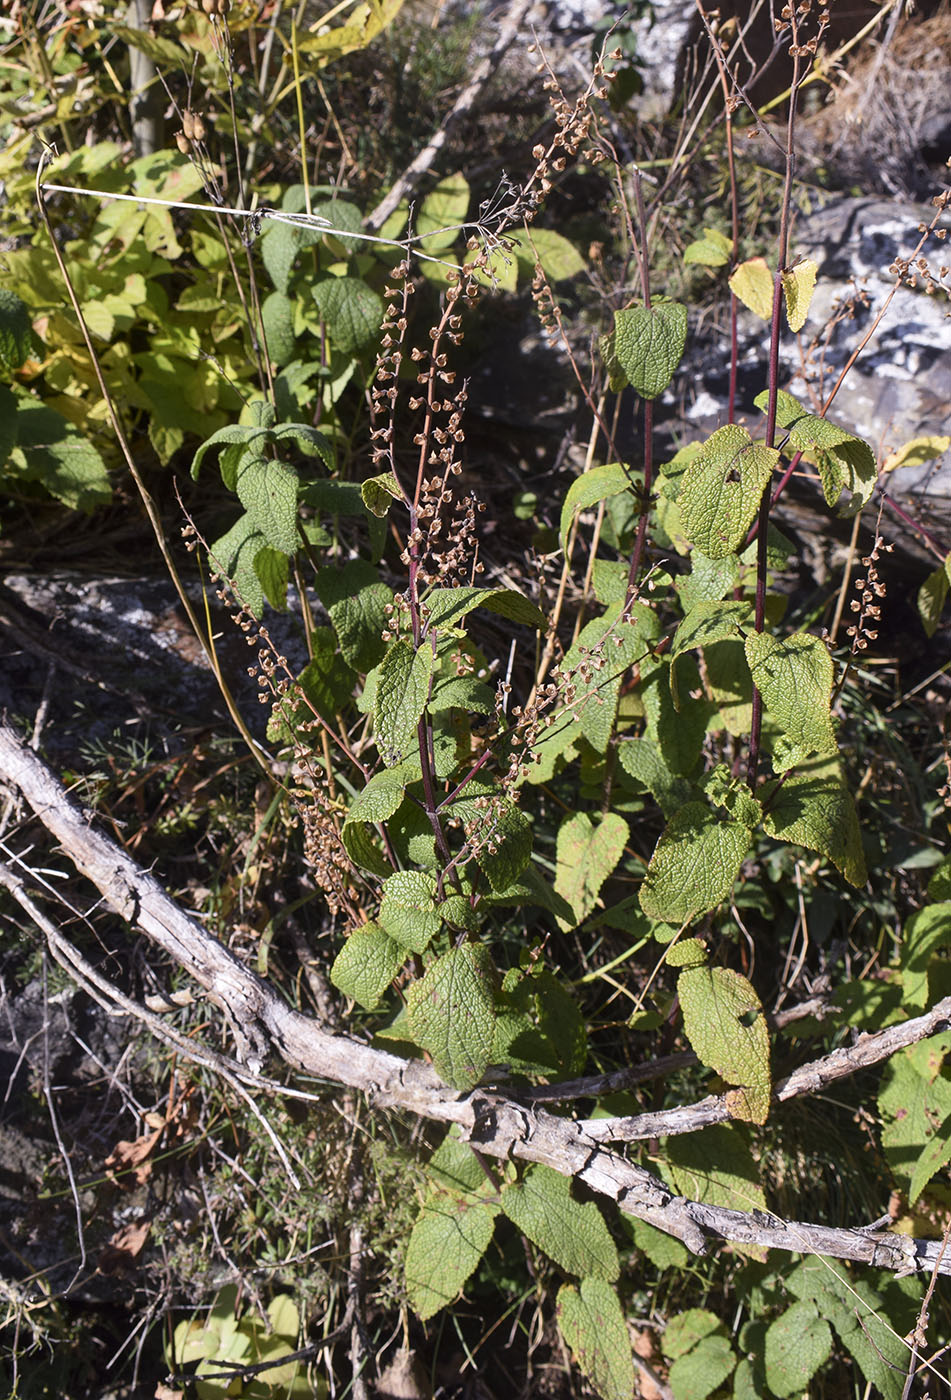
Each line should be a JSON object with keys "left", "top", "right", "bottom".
{"left": 190, "top": 112, "right": 206, "bottom": 140}
{"left": 175, "top": 131, "right": 191, "bottom": 155}
{"left": 182, "top": 109, "right": 195, "bottom": 140}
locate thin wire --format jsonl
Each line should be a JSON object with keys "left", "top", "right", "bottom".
{"left": 39, "top": 182, "right": 478, "bottom": 267}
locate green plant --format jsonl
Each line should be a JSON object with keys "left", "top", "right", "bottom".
{"left": 5, "top": 3, "right": 951, "bottom": 1398}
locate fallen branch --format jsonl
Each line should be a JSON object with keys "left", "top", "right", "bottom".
{"left": 1, "top": 716, "right": 949, "bottom": 1277}
{"left": 365, "top": 0, "right": 535, "bottom": 232}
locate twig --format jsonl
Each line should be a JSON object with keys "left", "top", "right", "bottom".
{"left": 579, "top": 991, "right": 951, "bottom": 1145}
{"left": 365, "top": 0, "right": 535, "bottom": 232}
{"left": 1, "top": 718, "right": 949, "bottom": 1278}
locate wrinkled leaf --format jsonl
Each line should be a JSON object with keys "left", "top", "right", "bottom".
{"left": 404, "top": 1188, "right": 496, "bottom": 1320}
{"left": 679, "top": 425, "right": 778, "bottom": 559}
{"left": 501, "top": 1165, "right": 619, "bottom": 1281}
{"left": 406, "top": 944, "right": 497, "bottom": 1090}
{"left": 555, "top": 811, "right": 629, "bottom": 930}
{"left": 639, "top": 802, "right": 752, "bottom": 926}
{"left": 678, "top": 965, "right": 771, "bottom": 1123}
{"left": 744, "top": 630, "right": 837, "bottom": 770}
{"left": 330, "top": 923, "right": 405, "bottom": 1009}
{"left": 610, "top": 301, "right": 688, "bottom": 399}
{"left": 557, "top": 1279, "right": 635, "bottom": 1400}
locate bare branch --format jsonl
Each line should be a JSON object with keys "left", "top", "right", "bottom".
{"left": 365, "top": 0, "right": 535, "bottom": 232}
{"left": 2, "top": 717, "right": 949, "bottom": 1278}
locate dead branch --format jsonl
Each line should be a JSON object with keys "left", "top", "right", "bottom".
{"left": 365, "top": 0, "right": 535, "bottom": 232}
{"left": 1, "top": 716, "right": 949, "bottom": 1278}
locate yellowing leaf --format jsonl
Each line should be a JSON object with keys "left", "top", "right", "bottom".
{"left": 297, "top": 0, "right": 405, "bottom": 64}
{"left": 679, "top": 424, "right": 778, "bottom": 559}
{"left": 781, "top": 258, "right": 818, "bottom": 331}
{"left": 555, "top": 811, "right": 629, "bottom": 930}
{"left": 882, "top": 434, "right": 951, "bottom": 473}
{"left": 678, "top": 964, "right": 771, "bottom": 1123}
{"left": 729, "top": 257, "right": 775, "bottom": 320}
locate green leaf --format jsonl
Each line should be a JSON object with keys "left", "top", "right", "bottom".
{"left": 786, "top": 1258, "right": 910, "bottom": 1400}
{"left": 347, "top": 761, "right": 419, "bottom": 826}
{"left": 0, "top": 287, "right": 33, "bottom": 371}
{"left": 675, "top": 553, "right": 740, "bottom": 611}
{"left": 626, "top": 1216, "right": 688, "bottom": 1269}
{"left": 406, "top": 944, "right": 497, "bottom": 1090}
{"left": 428, "top": 1130, "right": 498, "bottom": 1197}
{"left": 557, "top": 1279, "right": 636, "bottom": 1400}
{"left": 678, "top": 966, "right": 771, "bottom": 1124}
{"left": 918, "top": 554, "right": 951, "bottom": 637}
{"left": 311, "top": 196, "right": 365, "bottom": 255}
{"left": 763, "top": 756, "right": 867, "bottom": 887}
{"left": 611, "top": 302, "right": 688, "bottom": 399}
{"left": 311, "top": 277, "right": 383, "bottom": 356}
{"left": 404, "top": 1188, "right": 496, "bottom": 1321}
{"left": 112, "top": 21, "right": 189, "bottom": 67}
{"left": 755, "top": 388, "right": 877, "bottom": 514}
{"left": 425, "top": 585, "right": 546, "bottom": 631}
{"left": 744, "top": 630, "right": 837, "bottom": 770}
{"left": 379, "top": 869, "right": 440, "bottom": 954}
{"left": 340, "top": 816, "right": 390, "bottom": 878}
{"left": 315, "top": 561, "right": 392, "bottom": 671}
{"left": 641, "top": 654, "right": 712, "bottom": 776}
{"left": 361, "top": 472, "right": 403, "bottom": 516}
{"left": 617, "top": 737, "right": 693, "bottom": 818}
{"left": 679, "top": 425, "right": 778, "bottom": 559}
{"left": 700, "top": 765, "right": 763, "bottom": 828}
{"left": 0, "top": 385, "right": 17, "bottom": 469}
{"left": 671, "top": 601, "right": 751, "bottom": 707}
{"left": 879, "top": 1033, "right": 951, "bottom": 1201}
{"left": 208, "top": 513, "right": 266, "bottom": 616}
{"left": 261, "top": 290, "right": 296, "bottom": 365}
{"left": 666, "top": 1124, "right": 768, "bottom": 1259}
{"left": 763, "top": 1301, "right": 833, "bottom": 1397}
{"left": 7, "top": 398, "right": 111, "bottom": 511}
{"left": 417, "top": 172, "right": 469, "bottom": 252}
{"left": 684, "top": 227, "right": 732, "bottom": 267}
{"left": 499, "top": 969, "right": 587, "bottom": 1076}
{"left": 664, "top": 1309, "right": 723, "bottom": 1359}
{"left": 558, "top": 462, "right": 632, "bottom": 551}
{"left": 376, "top": 639, "right": 434, "bottom": 766}
{"left": 261, "top": 222, "right": 305, "bottom": 294}
{"left": 639, "top": 803, "right": 752, "bottom": 926}
{"left": 705, "top": 638, "right": 753, "bottom": 735}
{"left": 554, "top": 811, "right": 629, "bottom": 930}
{"left": 669, "top": 1335, "right": 736, "bottom": 1400}
{"left": 510, "top": 228, "right": 586, "bottom": 281}
{"left": 191, "top": 421, "right": 268, "bottom": 481}
{"left": 235, "top": 454, "right": 298, "bottom": 554}
{"left": 469, "top": 800, "right": 533, "bottom": 893}
{"left": 253, "top": 545, "right": 290, "bottom": 611}
{"left": 500, "top": 1165, "right": 619, "bottom": 1281}
{"left": 900, "top": 902, "right": 951, "bottom": 1011}
{"left": 564, "top": 605, "right": 658, "bottom": 753}
{"left": 330, "top": 923, "right": 405, "bottom": 1009}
